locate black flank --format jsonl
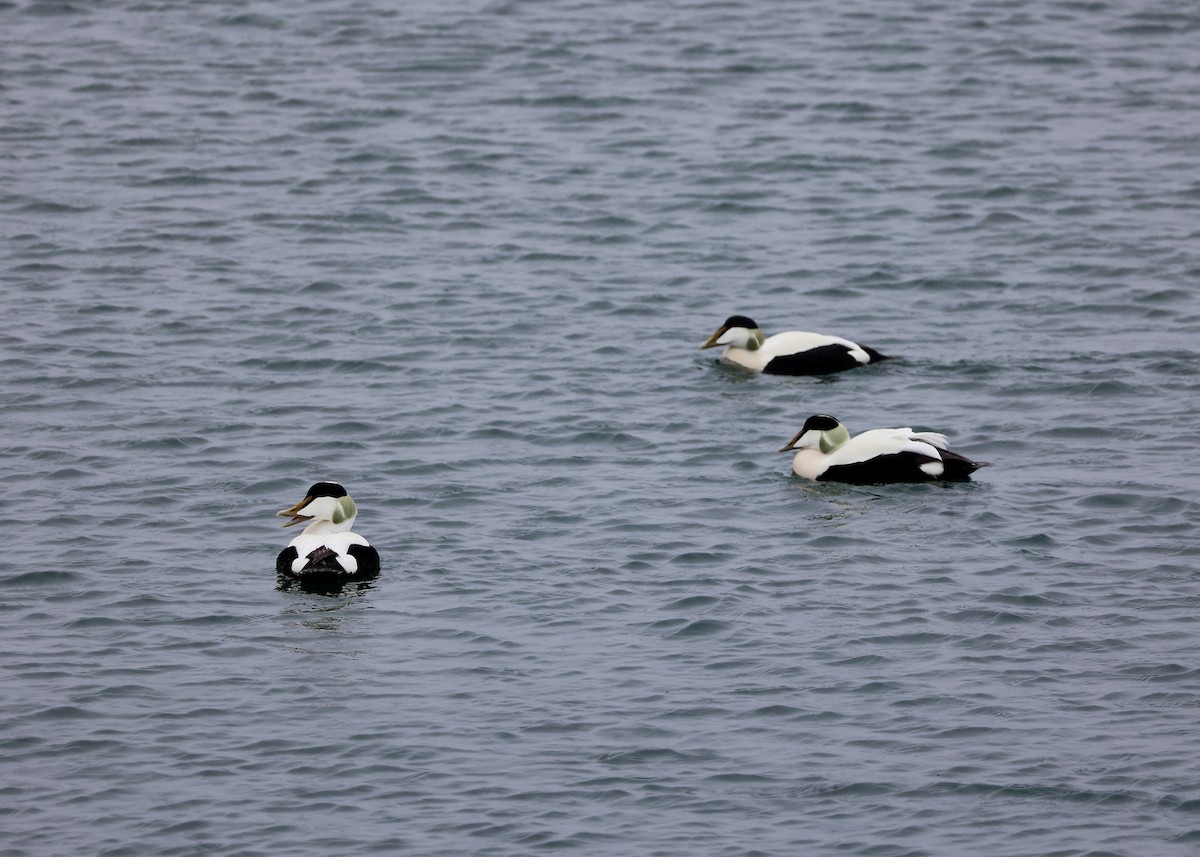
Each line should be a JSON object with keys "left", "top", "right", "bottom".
{"left": 764, "top": 344, "right": 863, "bottom": 376}
{"left": 275, "top": 546, "right": 299, "bottom": 574}
{"left": 347, "top": 543, "right": 381, "bottom": 575}
{"left": 277, "top": 543, "right": 381, "bottom": 582}
{"left": 818, "top": 452, "right": 944, "bottom": 484}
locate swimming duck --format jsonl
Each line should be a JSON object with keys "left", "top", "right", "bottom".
{"left": 274, "top": 481, "right": 380, "bottom": 579}
{"left": 700, "top": 315, "right": 891, "bottom": 375}
{"left": 779, "top": 414, "right": 987, "bottom": 484}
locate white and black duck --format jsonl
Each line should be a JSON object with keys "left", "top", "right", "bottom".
{"left": 274, "top": 481, "right": 381, "bottom": 580}
{"left": 700, "top": 314, "right": 891, "bottom": 375}
{"left": 779, "top": 414, "right": 987, "bottom": 484}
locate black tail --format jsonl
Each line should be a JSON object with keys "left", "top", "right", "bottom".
{"left": 940, "top": 450, "right": 989, "bottom": 481}
{"left": 862, "top": 344, "right": 895, "bottom": 363}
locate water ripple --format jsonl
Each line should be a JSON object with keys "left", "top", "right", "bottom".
{"left": 3, "top": 1, "right": 1200, "bottom": 856}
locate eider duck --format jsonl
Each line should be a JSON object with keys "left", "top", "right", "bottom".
{"left": 700, "top": 315, "right": 891, "bottom": 375}
{"left": 779, "top": 414, "right": 987, "bottom": 484}
{"left": 275, "top": 481, "right": 380, "bottom": 580}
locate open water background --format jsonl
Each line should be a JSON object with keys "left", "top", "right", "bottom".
{"left": 3, "top": 1, "right": 1200, "bottom": 855}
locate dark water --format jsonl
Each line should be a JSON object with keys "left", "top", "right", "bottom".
{"left": 4, "top": 1, "right": 1200, "bottom": 854}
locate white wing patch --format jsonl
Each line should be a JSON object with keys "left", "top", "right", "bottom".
{"left": 827, "top": 428, "right": 948, "bottom": 466}
{"left": 908, "top": 431, "right": 949, "bottom": 450}
{"left": 762, "top": 331, "right": 862, "bottom": 360}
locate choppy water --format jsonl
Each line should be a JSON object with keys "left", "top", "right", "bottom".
{"left": 4, "top": 1, "right": 1200, "bottom": 854}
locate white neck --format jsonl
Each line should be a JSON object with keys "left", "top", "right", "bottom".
{"left": 301, "top": 516, "right": 355, "bottom": 536}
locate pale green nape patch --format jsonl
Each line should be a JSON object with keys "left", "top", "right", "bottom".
{"left": 333, "top": 495, "right": 357, "bottom": 524}
{"left": 745, "top": 328, "right": 765, "bottom": 351}
{"left": 819, "top": 424, "right": 850, "bottom": 454}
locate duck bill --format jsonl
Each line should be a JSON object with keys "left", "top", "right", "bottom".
{"left": 778, "top": 430, "right": 805, "bottom": 453}
{"left": 699, "top": 327, "right": 728, "bottom": 349}
{"left": 276, "top": 495, "right": 314, "bottom": 527}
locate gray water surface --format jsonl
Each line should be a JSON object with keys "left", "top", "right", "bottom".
{"left": 4, "top": 1, "right": 1200, "bottom": 855}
